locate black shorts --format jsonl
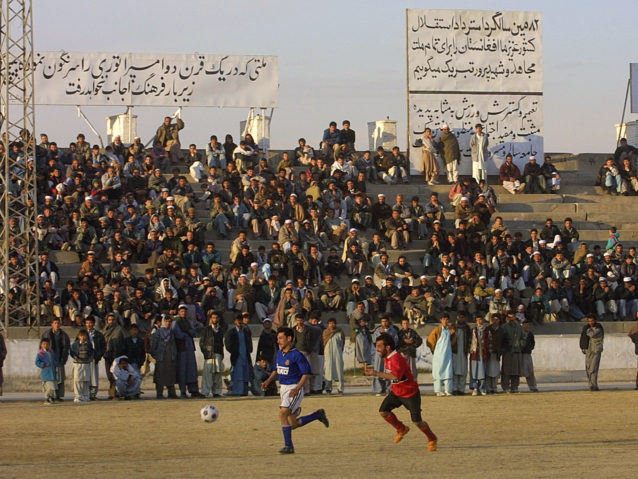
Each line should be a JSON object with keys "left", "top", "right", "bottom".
{"left": 379, "top": 390, "right": 422, "bottom": 423}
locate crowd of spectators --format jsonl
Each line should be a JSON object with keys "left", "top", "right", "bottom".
{"left": 4, "top": 120, "right": 638, "bottom": 401}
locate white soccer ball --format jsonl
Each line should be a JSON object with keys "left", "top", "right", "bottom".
{"left": 200, "top": 404, "right": 219, "bottom": 423}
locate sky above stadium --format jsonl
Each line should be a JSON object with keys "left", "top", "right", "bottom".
{"left": 34, "top": 0, "right": 637, "bottom": 154}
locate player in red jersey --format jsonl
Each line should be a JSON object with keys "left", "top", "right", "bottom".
{"left": 365, "top": 332, "right": 437, "bottom": 451}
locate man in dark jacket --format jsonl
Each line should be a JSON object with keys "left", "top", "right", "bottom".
{"left": 42, "top": 318, "right": 70, "bottom": 401}
{"left": 397, "top": 318, "right": 423, "bottom": 380}
{"left": 256, "top": 317, "right": 278, "bottom": 367}
{"left": 200, "top": 312, "right": 225, "bottom": 397}
{"left": 124, "top": 324, "right": 146, "bottom": 370}
{"left": 103, "top": 312, "right": 128, "bottom": 399}
{"left": 523, "top": 156, "right": 546, "bottom": 193}
{"left": 580, "top": 315, "right": 604, "bottom": 391}
{"left": 84, "top": 317, "right": 106, "bottom": 400}
{"left": 224, "top": 314, "right": 253, "bottom": 395}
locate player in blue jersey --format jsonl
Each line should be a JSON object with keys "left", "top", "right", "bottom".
{"left": 262, "top": 327, "right": 330, "bottom": 454}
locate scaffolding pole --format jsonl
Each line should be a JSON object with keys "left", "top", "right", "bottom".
{"left": 0, "top": 0, "right": 39, "bottom": 336}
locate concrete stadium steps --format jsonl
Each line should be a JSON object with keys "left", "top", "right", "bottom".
{"left": 42, "top": 151, "right": 638, "bottom": 335}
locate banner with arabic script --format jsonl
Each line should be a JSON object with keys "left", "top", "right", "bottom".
{"left": 408, "top": 93, "right": 543, "bottom": 175}
{"left": 31, "top": 52, "right": 279, "bottom": 107}
{"left": 407, "top": 9, "right": 542, "bottom": 92}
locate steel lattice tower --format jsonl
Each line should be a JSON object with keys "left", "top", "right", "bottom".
{"left": 0, "top": 0, "right": 38, "bottom": 335}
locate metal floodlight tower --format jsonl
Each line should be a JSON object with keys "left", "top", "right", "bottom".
{"left": 0, "top": 0, "right": 38, "bottom": 335}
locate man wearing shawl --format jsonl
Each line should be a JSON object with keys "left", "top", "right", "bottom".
{"left": 322, "top": 318, "right": 345, "bottom": 394}
{"left": 225, "top": 314, "right": 253, "bottom": 396}
{"left": 172, "top": 304, "right": 203, "bottom": 398}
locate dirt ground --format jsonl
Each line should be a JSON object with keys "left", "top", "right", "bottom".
{"left": 1, "top": 390, "right": 637, "bottom": 479}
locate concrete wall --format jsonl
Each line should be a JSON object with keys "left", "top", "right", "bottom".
{"left": 5, "top": 335, "right": 637, "bottom": 380}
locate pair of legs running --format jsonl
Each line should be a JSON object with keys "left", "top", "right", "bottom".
{"left": 279, "top": 384, "right": 329, "bottom": 454}
{"left": 379, "top": 391, "right": 437, "bottom": 451}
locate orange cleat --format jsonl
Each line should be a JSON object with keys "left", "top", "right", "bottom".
{"left": 427, "top": 440, "right": 437, "bottom": 452}
{"left": 393, "top": 426, "right": 410, "bottom": 444}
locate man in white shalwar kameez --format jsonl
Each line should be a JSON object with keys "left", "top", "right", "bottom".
{"left": 469, "top": 124, "right": 489, "bottom": 182}
{"left": 322, "top": 319, "right": 345, "bottom": 394}
{"left": 426, "top": 315, "right": 455, "bottom": 396}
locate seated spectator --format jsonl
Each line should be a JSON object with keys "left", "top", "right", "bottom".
{"left": 357, "top": 150, "right": 378, "bottom": 183}
{"left": 110, "top": 355, "right": 142, "bottom": 399}
{"left": 523, "top": 156, "right": 545, "bottom": 193}
{"left": 321, "top": 121, "right": 341, "bottom": 164}
{"left": 540, "top": 156, "right": 561, "bottom": 193}
{"left": 294, "top": 138, "right": 315, "bottom": 166}
{"left": 619, "top": 157, "right": 638, "bottom": 195}
{"left": 499, "top": 154, "right": 525, "bottom": 194}
{"left": 614, "top": 137, "right": 638, "bottom": 164}
{"left": 599, "top": 157, "right": 622, "bottom": 195}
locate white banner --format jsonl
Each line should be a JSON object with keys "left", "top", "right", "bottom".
{"left": 31, "top": 51, "right": 279, "bottom": 107}
{"left": 408, "top": 93, "right": 543, "bottom": 175}
{"left": 631, "top": 63, "right": 638, "bottom": 114}
{"left": 407, "top": 9, "right": 543, "bottom": 93}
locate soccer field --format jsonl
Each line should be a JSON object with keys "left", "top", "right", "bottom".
{"left": 1, "top": 390, "right": 637, "bottom": 479}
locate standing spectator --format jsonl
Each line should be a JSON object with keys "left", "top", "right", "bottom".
{"left": 420, "top": 127, "right": 439, "bottom": 184}
{"left": 103, "top": 313, "right": 128, "bottom": 399}
{"left": 469, "top": 123, "right": 489, "bottom": 182}
{"left": 469, "top": 315, "right": 488, "bottom": 396}
{"left": 84, "top": 317, "right": 105, "bottom": 400}
{"left": 427, "top": 314, "right": 456, "bottom": 396}
{"left": 437, "top": 124, "right": 460, "bottom": 184}
{"left": 154, "top": 114, "right": 184, "bottom": 165}
{"left": 354, "top": 316, "right": 374, "bottom": 366}
{"left": 452, "top": 312, "right": 471, "bottom": 395}
{"left": 520, "top": 319, "right": 539, "bottom": 392}
{"left": 580, "top": 315, "right": 604, "bottom": 391}
{"left": 499, "top": 154, "right": 525, "bottom": 194}
{"left": 225, "top": 314, "right": 252, "bottom": 396}
{"left": 322, "top": 318, "right": 345, "bottom": 394}
{"left": 501, "top": 312, "right": 524, "bottom": 393}
{"left": 199, "top": 312, "right": 225, "bottom": 398}
{"left": 371, "top": 317, "right": 399, "bottom": 395}
{"left": 124, "top": 324, "right": 146, "bottom": 371}
{"left": 35, "top": 338, "right": 57, "bottom": 404}
{"left": 172, "top": 305, "right": 202, "bottom": 398}
{"left": 70, "top": 329, "right": 94, "bottom": 403}
{"left": 256, "top": 317, "right": 278, "bottom": 367}
{"left": 41, "top": 318, "right": 70, "bottom": 401}
{"left": 485, "top": 314, "right": 502, "bottom": 394}
{"left": 397, "top": 318, "right": 423, "bottom": 380}
{"left": 150, "top": 314, "right": 178, "bottom": 399}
